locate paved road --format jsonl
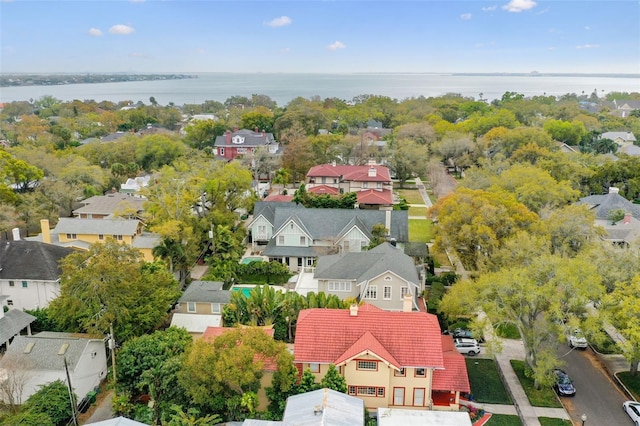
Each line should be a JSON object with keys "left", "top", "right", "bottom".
{"left": 557, "top": 346, "right": 632, "bottom": 425}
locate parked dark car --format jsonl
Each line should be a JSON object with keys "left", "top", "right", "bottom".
{"left": 553, "top": 369, "right": 576, "bottom": 397}
{"left": 453, "top": 327, "right": 485, "bottom": 343}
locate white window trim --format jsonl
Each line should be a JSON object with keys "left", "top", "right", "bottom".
{"left": 383, "top": 286, "right": 392, "bottom": 300}
{"left": 187, "top": 302, "right": 196, "bottom": 313}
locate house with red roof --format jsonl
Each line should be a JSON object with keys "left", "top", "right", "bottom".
{"left": 306, "top": 161, "right": 394, "bottom": 209}
{"left": 293, "top": 304, "right": 470, "bottom": 412}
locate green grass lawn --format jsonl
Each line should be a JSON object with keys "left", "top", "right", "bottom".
{"left": 590, "top": 329, "right": 623, "bottom": 355}
{"left": 495, "top": 322, "right": 521, "bottom": 339}
{"left": 408, "top": 205, "right": 428, "bottom": 217}
{"left": 616, "top": 371, "right": 640, "bottom": 400}
{"left": 466, "top": 358, "right": 513, "bottom": 404}
{"left": 408, "top": 219, "right": 435, "bottom": 243}
{"left": 484, "top": 414, "right": 522, "bottom": 425}
{"left": 510, "top": 360, "right": 562, "bottom": 408}
{"left": 397, "top": 189, "right": 425, "bottom": 204}
{"left": 538, "top": 418, "right": 572, "bottom": 426}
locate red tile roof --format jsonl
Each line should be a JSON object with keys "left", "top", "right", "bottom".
{"left": 264, "top": 194, "right": 293, "bottom": 202}
{"left": 307, "top": 185, "right": 340, "bottom": 195}
{"left": 307, "top": 164, "right": 391, "bottom": 182}
{"left": 432, "top": 335, "right": 471, "bottom": 393}
{"left": 294, "top": 305, "right": 444, "bottom": 369}
{"left": 357, "top": 189, "right": 393, "bottom": 205}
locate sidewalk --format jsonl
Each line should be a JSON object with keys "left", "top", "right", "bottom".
{"left": 413, "top": 177, "right": 433, "bottom": 208}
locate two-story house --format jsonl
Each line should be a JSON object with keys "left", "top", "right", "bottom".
{"left": 249, "top": 202, "right": 409, "bottom": 272}
{"left": 170, "top": 281, "right": 230, "bottom": 336}
{"left": 306, "top": 161, "right": 394, "bottom": 209}
{"left": 213, "top": 128, "right": 279, "bottom": 162}
{"left": 0, "top": 332, "right": 107, "bottom": 405}
{"left": 72, "top": 194, "right": 146, "bottom": 219}
{"left": 294, "top": 304, "right": 470, "bottom": 412}
{"left": 0, "top": 240, "right": 75, "bottom": 310}
{"left": 313, "top": 242, "right": 423, "bottom": 311}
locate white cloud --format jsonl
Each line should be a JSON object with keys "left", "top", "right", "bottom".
{"left": 326, "top": 41, "right": 346, "bottom": 51}
{"left": 502, "top": 0, "right": 537, "bottom": 12}
{"left": 585, "top": 26, "right": 591, "bottom": 30}
{"left": 265, "top": 16, "right": 292, "bottom": 28}
{"left": 109, "top": 24, "right": 135, "bottom": 35}
{"left": 576, "top": 44, "right": 599, "bottom": 49}
{"left": 482, "top": 5, "right": 497, "bottom": 11}
{"left": 88, "top": 28, "right": 103, "bottom": 36}
{"left": 460, "top": 13, "right": 472, "bottom": 20}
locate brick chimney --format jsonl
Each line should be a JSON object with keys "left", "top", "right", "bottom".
{"left": 349, "top": 304, "right": 359, "bottom": 317}
{"left": 623, "top": 213, "right": 632, "bottom": 224}
{"left": 40, "top": 219, "right": 51, "bottom": 244}
{"left": 225, "top": 130, "right": 231, "bottom": 145}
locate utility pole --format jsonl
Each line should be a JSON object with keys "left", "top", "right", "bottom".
{"left": 109, "top": 323, "right": 117, "bottom": 386}
{"left": 64, "top": 357, "right": 79, "bottom": 426}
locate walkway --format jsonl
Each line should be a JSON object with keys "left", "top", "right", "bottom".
{"left": 413, "top": 177, "right": 433, "bottom": 208}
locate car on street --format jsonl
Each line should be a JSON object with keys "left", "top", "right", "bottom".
{"left": 623, "top": 400, "right": 640, "bottom": 425}
{"left": 567, "top": 328, "right": 588, "bottom": 349}
{"left": 454, "top": 338, "right": 480, "bottom": 356}
{"left": 552, "top": 369, "right": 576, "bottom": 397}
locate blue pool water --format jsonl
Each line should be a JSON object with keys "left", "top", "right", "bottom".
{"left": 241, "top": 257, "right": 264, "bottom": 264}
{"left": 232, "top": 287, "right": 253, "bottom": 297}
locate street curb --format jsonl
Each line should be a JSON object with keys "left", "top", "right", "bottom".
{"left": 589, "top": 344, "right": 637, "bottom": 402}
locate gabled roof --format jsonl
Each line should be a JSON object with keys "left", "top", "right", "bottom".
{"left": 307, "top": 185, "right": 340, "bottom": 195}
{"left": 294, "top": 304, "right": 444, "bottom": 369}
{"left": 282, "top": 388, "right": 364, "bottom": 426}
{"left": 576, "top": 192, "right": 640, "bottom": 220}
{"left": 213, "top": 129, "right": 277, "bottom": 147}
{"left": 307, "top": 164, "right": 391, "bottom": 182}
{"left": 333, "top": 330, "right": 401, "bottom": 368}
{"left": 601, "top": 131, "right": 637, "bottom": 143}
{"left": 249, "top": 201, "right": 304, "bottom": 228}
{"left": 0, "top": 240, "right": 74, "bottom": 281}
{"left": 0, "top": 309, "right": 36, "bottom": 346}
{"left": 264, "top": 194, "right": 294, "bottom": 202}
{"left": 357, "top": 189, "right": 393, "bottom": 205}
{"left": 73, "top": 194, "right": 146, "bottom": 217}
{"left": 432, "top": 335, "right": 471, "bottom": 393}
{"left": 313, "top": 243, "right": 419, "bottom": 285}
{"left": 179, "top": 280, "right": 229, "bottom": 303}
{"left": 0, "top": 332, "right": 104, "bottom": 371}
{"left": 53, "top": 218, "right": 141, "bottom": 235}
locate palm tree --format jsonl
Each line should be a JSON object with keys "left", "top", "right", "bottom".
{"left": 153, "top": 237, "right": 187, "bottom": 280}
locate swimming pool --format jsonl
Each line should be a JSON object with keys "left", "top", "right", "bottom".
{"left": 232, "top": 287, "right": 253, "bottom": 297}
{"left": 241, "top": 256, "right": 265, "bottom": 264}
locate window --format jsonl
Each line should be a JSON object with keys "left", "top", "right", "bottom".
{"left": 211, "top": 303, "right": 221, "bottom": 313}
{"left": 187, "top": 302, "right": 196, "bottom": 313}
{"left": 348, "top": 386, "right": 356, "bottom": 395}
{"left": 328, "top": 281, "right": 352, "bottom": 292}
{"left": 394, "top": 368, "right": 406, "bottom": 377}
{"left": 300, "top": 236, "right": 306, "bottom": 245}
{"left": 414, "top": 388, "right": 425, "bottom": 406}
{"left": 383, "top": 286, "right": 392, "bottom": 300}
{"left": 415, "top": 368, "right": 426, "bottom": 377}
{"left": 393, "top": 388, "right": 405, "bottom": 406}
{"left": 349, "top": 386, "right": 385, "bottom": 397}
{"left": 98, "top": 234, "right": 104, "bottom": 240}
{"left": 115, "top": 235, "right": 123, "bottom": 241}
{"left": 377, "top": 388, "right": 385, "bottom": 397}
{"left": 236, "top": 147, "right": 247, "bottom": 154}
{"left": 278, "top": 236, "right": 285, "bottom": 245}
{"left": 258, "top": 225, "right": 266, "bottom": 235}
{"left": 363, "top": 182, "right": 368, "bottom": 189}
{"left": 384, "top": 275, "right": 392, "bottom": 281}
{"left": 376, "top": 182, "right": 382, "bottom": 189}
{"left": 309, "top": 363, "right": 320, "bottom": 373}
{"left": 357, "top": 360, "right": 378, "bottom": 371}
{"left": 9, "top": 281, "right": 14, "bottom": 287}
{"left": 401, "top": 287, "right": 410, "bottom": 298}
{"left": 306, "top": 258, "right": 314, "bottom": 266}
{"left": 343, "top": 240, "right": 350, "bottom": 251}
{"left": 364, "top": 285, "right": 377, "bottom": 299}
{"left": 219, "top": 148, "right": 225, "bottom": 155}
{"left": 22, "top": 281, "right": 28, "bottom": 288}
{"left": 66, "top": 233, "right": 77, "bottom": 239}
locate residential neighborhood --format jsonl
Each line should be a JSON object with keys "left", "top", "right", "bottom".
{"left": 0, "top": 90, "right": 639, "bottom": 426}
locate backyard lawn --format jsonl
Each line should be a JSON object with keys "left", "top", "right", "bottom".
{"left": 510, "top": 360, "right": 563, "bottom": 408}
{"left": 408, "top": 219, "right": 435, "bottom": 243}
{"left": 466, "top": 359, "right": 513, "bottom": 404}
{"left": 397, "top": 188, "right": 426, "bottom": 204}
{"left": 408, "top": 205, "right": 428, "bottom": 217}
{"left": 484, "top": 414, "right": 522, "bottom": 425}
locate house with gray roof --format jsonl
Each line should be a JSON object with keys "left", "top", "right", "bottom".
{"left": 248, "top": 202, "right": 409, "bottom": 272}
{"left": 73, "top": 194, "right": 146, "bottom": 220}
{"left": 0, "top": 332, "right": 107, "bottom": 404}
{"left": 0, "top": 240, "right": 75, "bottom": 310}
{"left": 213, "top": 128, "right": 279, "bottom": 162}
{"left": 601, "top": 131, "right": 637, "bottom": 147}
{"left": 0, "top": 295, "right": 36, "bottom": 350}
{"left": 313, "top": 242, "right": 423, "bottom": 311}
{"left": 170, "top": 281, "right": 230, "bottom": 335}
{"left": 575, "top": 187, "right": 640, "bottom": 245}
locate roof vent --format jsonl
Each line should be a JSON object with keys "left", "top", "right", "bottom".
{"left": 24, "top": 342, "right": 35, "bottom": 354}
{"left": 58, "top": 343, "right": 70, "bottom": 355}
{"left": 313, "top": 405, "right": 323, "bottom": 416}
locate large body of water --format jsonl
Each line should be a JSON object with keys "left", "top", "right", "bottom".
{"left": 1, "top": 73, "right": 638, "bottom": 107}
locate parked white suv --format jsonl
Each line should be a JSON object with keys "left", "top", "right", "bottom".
{"left": 566, "top": 328, "right": 588, "bottom": 349}
{"left": 454, "top": 338, "right": 480, "bottom": 356}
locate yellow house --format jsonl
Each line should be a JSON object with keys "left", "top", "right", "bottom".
{"left": 170, "top": 281, "right": 230, "bottom": 337}
{"left": 294, "top": 304, "right": 471, "bottom": 412}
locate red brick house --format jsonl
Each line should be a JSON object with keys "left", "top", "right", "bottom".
{"left": 213, "top": 128, "right": 279, "bottom": 162}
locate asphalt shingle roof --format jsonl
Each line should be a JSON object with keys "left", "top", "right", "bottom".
{"left": 0, "top": 309, "right": 36, "bottom": 345}
{"left": 576, "top": 192, "right": 640, "bottom": 220}
{"left": 53, "top": 218, "right": 141, "bottom": 236}
{"left": 73, "top": 195, "right": 146, "bottom": 216}
{"left": 179, "top": 280, "right": 230, "bottom": 303}
{"left": 0, "top": 240, "right": 74, "bottom": 281}
{"left": 213, "top": 129, "right": 277, "bottom": 147}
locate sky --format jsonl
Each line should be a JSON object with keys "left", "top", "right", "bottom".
{"left": 1, "top": 0, "right": 639, "bottom": 74}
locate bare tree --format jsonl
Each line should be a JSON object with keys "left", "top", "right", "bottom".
{"left": 0, "top": 355, "right": 35, "bottom": 413}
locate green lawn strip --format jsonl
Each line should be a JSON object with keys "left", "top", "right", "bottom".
{"left": 616, "top": 371, "right": 640, "bottom": 400}
{"left": 484, "top": 414, "right": 522, "bottom": 425}
{"left": 408, "top": 205, "right": 428, "bottom": 217}
{"left": 408, "top": 219, "right": 434, "bottom": 243}
{"left": 510, "top": 360, "right": 562, "bottom": 408}
{"left": 538, "top": 418, "right": 572, "bottom": 426}
{"left": 495, "top": 322, "right": 521, "bottom": 339}
{"left": 397, "top": 189, "right": 425, "bottom": 204}
{"left": 590, "top": 329, "right": 623, "bottom": 355}
{"left": 466, "top": 358, "right": 513, "bottom": 404}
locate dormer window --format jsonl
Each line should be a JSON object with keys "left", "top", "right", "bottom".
{"left": 232, "top": 136, "right": 245, "bottom": 144}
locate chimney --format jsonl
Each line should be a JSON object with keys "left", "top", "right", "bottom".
{"left": 262, "top": 129, "right": 265, "bottom": 137}
{"left": 11, "top": 228, "right": 20, "bottom": 241}
{"left": 368, "top": 166, "right": 377, "bottom": 177}
{"left": 349, "top": 304, "right": 358, "bottom": 317}
{"left": 367, "top": 158, "right": 377, "bottom": 166}
{"left": 385, "top": 209, "right": 391, "bottom": 233}
{"left": 609, "top": 187, "right": 620, "bottom": 194}
{"left": 254, "top": 127, "right": 259, "bottom": 133}
{"left": 233, "top": 126, "right": 238, "bottom": 132}
{"left": 402, "top": 293, "right": 413, "bottom": 312}
{"left": 225, "top": 130, "right": 231, "bottom": 145}
{"left": 623, "top": 213, "right": 632, "bottom": 224}
{"left": 40, "top": 219, "right": 51, "bottom": 244}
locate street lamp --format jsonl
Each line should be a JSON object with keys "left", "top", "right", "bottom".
{"left": 580, "top": 413, "right": 587, "bottom": 426}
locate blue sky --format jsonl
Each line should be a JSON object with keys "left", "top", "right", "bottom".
{"left": 1, "top": 0, "right": 639, "bottom": 74}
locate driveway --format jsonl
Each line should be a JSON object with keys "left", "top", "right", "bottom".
{"left": 556, "top": 346, "right": 632, "bottom": 425}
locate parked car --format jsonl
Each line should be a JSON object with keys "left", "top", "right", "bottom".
{"left": 453, "top": 327, "right": 485, "bottom": 343}
{"left": 623, "top": 401, "right": 640, "bottom": 426}
{"left": 454, "top": 338, "right": 480, "bottom": 356}
{"left": 552, "top": 369, "right": 576, "bottom": 397}
{"left": 566, "top": 328, "right": 588, "bottom": 349}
